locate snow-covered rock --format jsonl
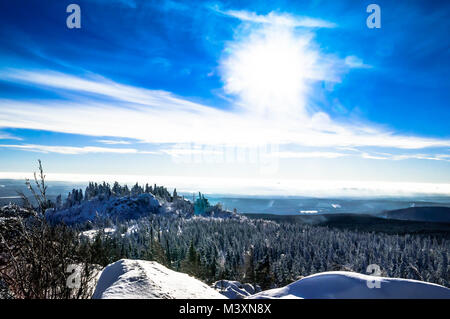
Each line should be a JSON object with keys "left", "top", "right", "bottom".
{"left": 248, "top": 271, "right": 450, "bottom": 299}
{"left": 80, "top": 227, "right": 116, "bottom": 240}
{"left": 49, "top": 193, "right": 161, "bottom": 225}
{"left": 212, "top": 280, "right": 261, "bottom": 299}
{"left": 92, "top": 259, "right": 227, "bottom": 299}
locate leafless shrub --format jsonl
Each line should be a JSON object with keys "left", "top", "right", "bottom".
{"left": 0, "top": 160, "right": 99, "bottom": 299}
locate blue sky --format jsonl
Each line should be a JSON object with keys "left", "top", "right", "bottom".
{"left": 0, "top": 0, "right": 449, "bottom": 196}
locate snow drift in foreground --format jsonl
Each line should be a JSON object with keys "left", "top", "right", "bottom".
{"left": 248, "top": 271, "right": 450, "bottom": 299}
{"left": 92, "top": 259, "right": 226, "bottom": 299}
{"left": 92, "top": 261, "right": 450, "bottom": 299}
{"left": 212, "top": 280, "right": 261, "bottom": 299}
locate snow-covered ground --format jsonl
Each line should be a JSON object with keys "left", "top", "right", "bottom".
{"left": 80, "top": 227, "right": 116, "bottom": 240}
{"left": 248, "top": 271, "right": 450, "bottom": 299}
{"left": 92, "top": 261, "right": 450, "bottom": 299}
{"left": 212, "top": 280, "right": 260, "bottom": 299}
{"left": 92, "top": 259, "right": 226, "bottom": 299}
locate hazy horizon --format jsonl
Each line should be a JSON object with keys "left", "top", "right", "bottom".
{"left": 1, "top": 173, "right": 450, "bottom": 198}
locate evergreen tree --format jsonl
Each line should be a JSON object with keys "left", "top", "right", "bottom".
{"left": 244, "top": 246, "right": 256, "bottom": 287}
{"left": 256, "top": 255, "right": 275, "bottom": 290}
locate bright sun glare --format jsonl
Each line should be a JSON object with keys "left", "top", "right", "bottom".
{"left": 221, "top": 27, "right": 324, "bottom": 118}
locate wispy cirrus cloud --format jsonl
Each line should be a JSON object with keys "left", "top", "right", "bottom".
{"left": 0, "top": 131, "right": 23, "bottom": 141}
{"left": 361, "top": 152, "right": 450, "bottom": 162}
{"left": 273, "top": 151, "right": 348, "bottom": 159}
{"left": 344, "top": 56, "right": 372, "bottom": 69}
{"left": 0, "top": 69, "right": 449, "bottom": 152}
{"left": 96, "top": 139, "right": 133, "bottom": 145}
{"left": 0, "top": 143, "right": 156, "bottom": 155}
{"left": 211, "top": 7, "right": 337, "bottom": 28}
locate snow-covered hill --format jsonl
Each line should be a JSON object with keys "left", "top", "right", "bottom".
{"left": 49, "top": 193, "right": 161, "bottom": 224}
{"left": 379, "top": 206, "right": 450, "bottom": 223}
{"left": 248, "top": 271, "right": 450, "bottom": 299}
{"left": 92, "top": 259, "right": 226, "bottom": 299}
{"left": 49, "top": 193, "right": 237, "bottom": 225}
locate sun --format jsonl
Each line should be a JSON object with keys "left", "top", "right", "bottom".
{"left": 221, "top": 26, "right": 322, "bottom": 118}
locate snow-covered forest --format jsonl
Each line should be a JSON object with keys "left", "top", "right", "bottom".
{"left": 85, "top": 214, "right": 449, "bottom": 289}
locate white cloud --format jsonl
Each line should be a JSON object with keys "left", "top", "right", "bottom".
{"left": 161, "top": 147, "right": 222, "bottom": 157}
{"left": 0, "top": 69, "right": 449, "bottom": 153}
{"left": 273, "top": 151, "right": 348, "bottom": 159}
{"left": 0, "top": 144, "right": 157, "bottom": 155}
{"left": 357, "top": 149, "right": 450, "bottom": 162}
{"left": 361, "top": 152, "right": 391, "bottom": 160}
{"left": 345, "top": 56, "right": 372, "bottom": 69}
{"left": 96, "top": 139, "right": 132, "bottom": 145}
{"left": 390, "top": 153, "right": 450, "bottom": 162}
{"left": 0, "top": 69, "right": 208, "bottom": 112}
{"left": 0, "top": 131, "right": 22, "bottom": 141}
{"left": 214, "top": 8, "right": 337, "bottom": 28}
